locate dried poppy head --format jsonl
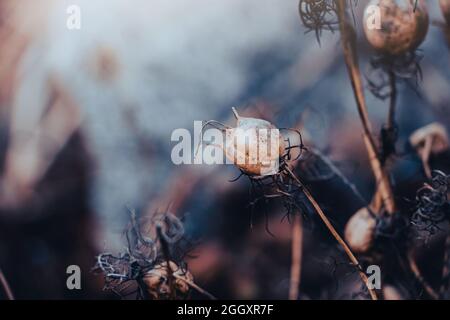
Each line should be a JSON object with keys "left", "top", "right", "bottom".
{"left": 223, "top": 108, "right": 286, "bottom": 176}
{"left": 363, "top": 0, "right": 429, "bottom": 56}
{"left": 441, "top": 0, "right": 450, "bottom": 26}
{"left": 344, "top": 207, "right": 377, "bottom": 254}
{"left": 143, "top": 261, "right": 193, "bottom": 300}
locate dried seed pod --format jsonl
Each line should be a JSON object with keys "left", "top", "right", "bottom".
{"left": 223, "top": 108, "right": 286, "bottom": 176}
{"left": 363, "top": 0, "right": 429, "bottom": 56}
{"left": 344, "top": 207, "right": 377, "bottom": 254}
{"left": 383, "top": 285, "right": 403, "bottom": 300}
{"left": 441, "top": 0, "right": 450, "bottom": 26}
{"left": 143, "top": 261, "right": 193, "bottom": 299}
{"left": 410, "top": 123, "right": 449, "bottom": 177}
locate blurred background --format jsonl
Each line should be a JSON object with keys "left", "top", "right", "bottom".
{"left": 0, "top": 0, "right": 449, "bottom": 299}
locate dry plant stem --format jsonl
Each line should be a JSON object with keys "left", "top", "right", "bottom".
{"left": 0, "top": 268, "right": 14, "bottom": 300}
{"left": 407, "top": 251, "right": 439, "bottom": 299}
{"left": 285, "top": 166, "right": 378, "bottom": 300}
{"left": 289, "top": 214, "right": 303, "bottom": 300}
{"left": 440, "top": 233, "right": 450, "bottom": 297}
{"left": 172, "top": 274, "right": 217, "bottom": 300}
{"left": 387, "top": 71, "right": 397, "bottom": 132}
{"left": 336, "top": 0, "right": 396, "bottom": 215}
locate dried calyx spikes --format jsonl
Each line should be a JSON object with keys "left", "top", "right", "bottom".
{"left": 363, "top": 0, "right": 429, "bottom": 56}
{"left": 94, "top": 210, "right": 195, "bottom": 299}
{"left": 411, "top": 171, "right": 450, "bottom": 235}
{"left": 298, "top": 0, "right": 340, "bottom": 43}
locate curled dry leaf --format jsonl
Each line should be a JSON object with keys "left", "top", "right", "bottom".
{"left": 363, "top": 0, "right": 429, "bottom": 56}
{"left": 344, "top": 207, "right": 377, "bottom": 254}
{"left": 143, "top": 261, "right": 193, "bottom": 299}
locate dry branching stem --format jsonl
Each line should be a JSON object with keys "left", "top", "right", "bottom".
{"left": 407, "top": 251, "right": 439, "bottom": 299}
{"left": 285, "top": 166, "right": 378, "bottom": 300}
{"left": 289, "top": 214, "right": 303, "bottom": 300}
{"left": 336, "top": 0, "right": 396, "bottom": 215}
{"left": 172, "top": 274, "right": 217, "bottom": 300}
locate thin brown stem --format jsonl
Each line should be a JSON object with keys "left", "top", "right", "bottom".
{"left": 0, "top": 268, "right": 14, "bottom": 300}
{"left": 387, "top": 71, "right": 397, "bottom": 132}
{"left": 440, "top": 233, "right": 450, "bottom": 298}
{"left": 285, "top": 166, "right": 378, "bottom": 300}
{"left": 336, "top": 0, "right": 396, "bottom": 215}
{"left": 408, "top": 251, "right": 439, "bottom": 299}
{"left": 172, "top": 274, "right": 217, "bottom": 300}
{"left": 289, "top": 214, "right": 303, "bottom": 300}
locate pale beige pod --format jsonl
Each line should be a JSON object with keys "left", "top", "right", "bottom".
{"left": 223, "top": 108, "right": 286, "bottom": 176}
{"left": 363, "top": 0, "right": 429, "bottom": 56}
{"left": 441, "top": 0, "right": 450, "bottom": 25}
{"left": 143, "top": 261, "right": 193, "bottom": 299}
{"left": 344, "top": 207, "right": 377, "bottom": 254}
{"left": 382, "top": 285, "right": 403, "bottom": 300}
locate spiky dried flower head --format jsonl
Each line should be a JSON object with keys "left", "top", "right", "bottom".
{"left": 441, "top": 0, "right": 450, "bottom": 26}
{"left": 298, "top": 0, "right": 339, "bottom": 43}
{"left": 411, "top": 171, "right": 450, "bottom": 235}
{"left": 344, "top": 207, "right": 377, "bottom": 254}
{"left": 143, "top": 261, "right": 194, "bottom": 300}
{"left": 94, "top": 210, "right": 195, "bottom": 299}
{"left": 363, "top": 0, "right": 429, "bottom": 56}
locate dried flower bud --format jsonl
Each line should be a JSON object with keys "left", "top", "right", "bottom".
{"left": 223, "top": 108, "right": 285, "bottom": 176}
{"left": 441, "top": 0, "right": 450, "bottom": 26}
{"left": 344, "top": 207, "right": 377, "bottom": 254}
{"left": 363, "top": 0, "right": 429, "bottom": 56}
{"left": 143, "top": 261, "right": 193, "bottom": 299}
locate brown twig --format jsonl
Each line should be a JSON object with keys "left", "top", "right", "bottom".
{"left": 172, "top": 274, "right": 217, "bottom": 300}
{"left": 440, "top": 233, "right": 450, "bottom": 298}
{"left": 336, "top": 0, "right": 396, "bottom": 215}
{"left": 285, "top": 166, "right": 378, "bottom": 300}
{"left": 0, "top": 268, "right": 14, "bottom": 300}
{"left": 289, "top": 214, "right": 303, "bottom": 300}
{"left": 387, "top": 71, "right": 397, "bottom": 132}
{"left": 407, "top": 251, "right": 439, "bottom": 299}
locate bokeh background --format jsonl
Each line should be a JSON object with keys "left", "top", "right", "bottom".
{"left": 0, "top": 0, "right": 449, "bottom": 299}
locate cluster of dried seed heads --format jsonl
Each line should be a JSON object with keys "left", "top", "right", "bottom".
{"left": 94, "top": 210, "right": 194, "bottom": 299}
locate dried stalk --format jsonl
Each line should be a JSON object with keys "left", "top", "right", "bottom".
{"left": 336, "top": 0, "right": 396, "bottom": 215}
{"left": 407, "top": 251, "right": 439, "bottom": 299}
{"left": 0, "top": 268, "right": 14, "bottom": 300}
{"left": 289, "top": 214, "right": 303, "bottom": 300}
{"left": 386, "top": 71, "right": 397, "bottom": 133}
{"left": 172, "top": 274, "right": 217, "bottom": 300}
{"left": 440, "top": 233, "right": 450, "bottom": 298}
{"left": 285, "top": 166, "right": 378, "bottom": 300}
